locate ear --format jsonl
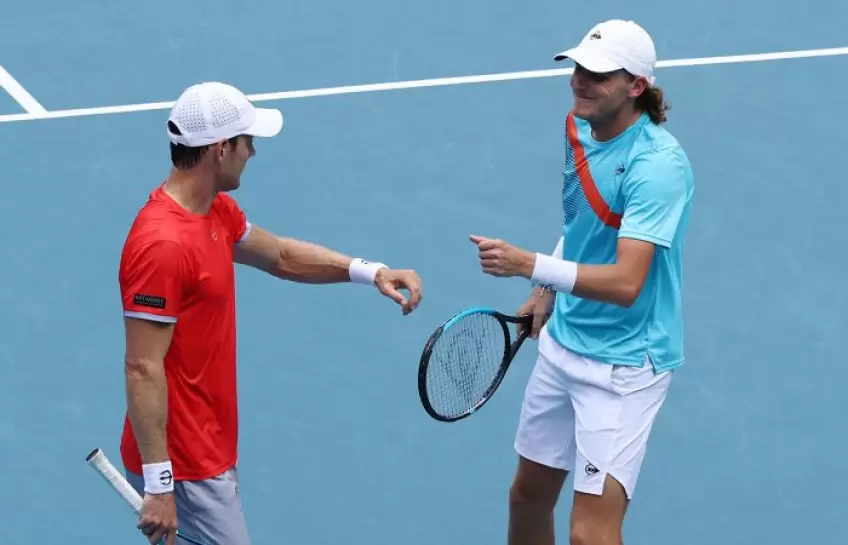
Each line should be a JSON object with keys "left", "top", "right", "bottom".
{"left": 628, "top": 76, "right": 648, "bottom": 99}
{"left": 213, "top": 141, "right": 227, "bottom": 162}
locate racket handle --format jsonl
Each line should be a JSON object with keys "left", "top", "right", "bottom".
{"left": 86, "top": 448, "right": 143, "bottom": 512}
{"left": 85, "top": 448, "right": 209, "bottom": 545}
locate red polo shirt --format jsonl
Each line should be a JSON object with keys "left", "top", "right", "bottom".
{"left": 118, "top": 184, "right": 250, "bottom": 481}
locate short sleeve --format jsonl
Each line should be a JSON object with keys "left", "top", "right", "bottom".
{"left": 120, "top": 239, "right": 191, "bottom": 323}
{"left": 619, "top": 148, "right": 692, "bottom": 248}
{"left": 215, "top": 193, "right": 251, "bottom": 244}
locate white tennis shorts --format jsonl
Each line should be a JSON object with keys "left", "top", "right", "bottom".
{"left": 514, "top": 325, "right": 673, "bottom": 499}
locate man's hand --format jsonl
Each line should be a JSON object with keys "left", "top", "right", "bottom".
{"left": 137, "top": 493, "right": 178, "bottom": 545}
{"left": 469, "top": 235, "right": 536, "bottom": 278}
{"left": 374, "top": 268, "right": 423, "bottom": 315}
{"left": 515, "top": 287, "right": 556, "bottom": 339}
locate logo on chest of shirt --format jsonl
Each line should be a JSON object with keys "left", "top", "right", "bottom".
{"left": 210, "top": 229, "right": 218, "bottom": 241}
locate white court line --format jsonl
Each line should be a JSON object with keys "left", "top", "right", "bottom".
{"left": 0, "top": 46, "right": 845, "bottom": 124}
{"left": 0, "top": 66, "right": 47, "bottom": 114}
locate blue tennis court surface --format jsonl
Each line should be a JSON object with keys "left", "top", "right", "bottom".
{"left": 1, "top": 1, "right": 846, "bottom": 543}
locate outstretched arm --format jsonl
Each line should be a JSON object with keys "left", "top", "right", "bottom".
{"left": 234, "top": 225, "right": 357, "bottom": 284}
{"left": 233, "top": 224, "right": 423, "bottom": 314}
{"left": 471, "top": 235, "right": 654, "bottom": 308}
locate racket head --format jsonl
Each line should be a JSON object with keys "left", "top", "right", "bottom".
{"left": 417, "top": 308, "right": 533, "bottom": 423}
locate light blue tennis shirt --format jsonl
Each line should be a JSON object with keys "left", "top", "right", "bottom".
{"left": 545, "top": 111, "right": 695, "bottom": 372}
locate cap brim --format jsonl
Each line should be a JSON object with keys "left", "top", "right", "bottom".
{"left": 553, "top": 46, "right": 623, "bottom": 73}
{"left": 245, "top": 108, "right": 284, "bottom": 138}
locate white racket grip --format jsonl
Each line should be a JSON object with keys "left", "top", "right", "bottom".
{"left": 86, "top": 448, "right": 143, "bottom": 514}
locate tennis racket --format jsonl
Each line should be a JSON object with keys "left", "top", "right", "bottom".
{"left": 417, "top": 307, "right": 534, "bottom": 422}
{"left": 85, "top": 448, "right": 209, "bottom": 545}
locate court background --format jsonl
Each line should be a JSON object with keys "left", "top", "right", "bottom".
{"left": 0, "top": 0, "right": 846, "bottom": 543}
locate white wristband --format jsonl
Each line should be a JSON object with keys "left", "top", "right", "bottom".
{"left": 531, "top": 253, "right": 577, "bottom": 294}
{"left": 142, "top": 461, "right": 174, "bottom": 494}
{"left": 348, "top": 258, "right": 388, "bottom": 285}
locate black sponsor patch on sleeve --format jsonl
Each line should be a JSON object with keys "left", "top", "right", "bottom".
{"left": 134, "top": 293, "right": 166, "bottom": 309}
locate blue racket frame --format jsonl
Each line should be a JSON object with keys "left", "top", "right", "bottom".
{"left": 417, "top": 307, "right": 533, "bottom": 422}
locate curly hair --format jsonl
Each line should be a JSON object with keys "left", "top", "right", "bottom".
{"left": 635, "top": 84, "right": 671, "bottom": 124}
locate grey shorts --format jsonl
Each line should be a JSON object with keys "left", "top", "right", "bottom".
{"left": 127, "top": 467, "right": 251, "bottom": 545}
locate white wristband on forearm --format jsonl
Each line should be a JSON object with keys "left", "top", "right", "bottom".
{"left": 348, "top": 258, "right": 388, "bottom": 285}
{"left": 531, "top": 253, "right": 577, "bottom": 293}
{"left": 142, "top": 461, "right": 175, "bottom": 494}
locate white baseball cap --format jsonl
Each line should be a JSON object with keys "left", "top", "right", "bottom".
{"left": 553, "top": 20, "right": 657, "bottom": 85}
{"left": 166, "top": 81, "right": 284, "bottom": 147}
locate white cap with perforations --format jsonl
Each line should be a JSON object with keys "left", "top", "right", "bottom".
{"left": 166, "top": 82, "right": 283, "bottom": 148}
{"left": 554, "top": 20, "right": 657, "bottom": 85}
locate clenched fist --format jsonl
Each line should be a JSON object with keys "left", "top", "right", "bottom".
{"left": 137, "top": 492, "right": 178, "bottom": 545}
{"left": 469, "top": 235, "right": 536, "bottom": 278}
{"left": 515, "top": 286, "right": 556, "bottom": 339}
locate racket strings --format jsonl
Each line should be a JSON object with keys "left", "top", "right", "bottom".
{"left": 425, "top": 313, "right": 505, "bottom": 418}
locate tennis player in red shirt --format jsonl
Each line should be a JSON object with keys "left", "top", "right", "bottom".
{"left": 118, "top": 81, "right": 423, "bottom": 545}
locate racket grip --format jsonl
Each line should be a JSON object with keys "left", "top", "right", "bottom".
{"left": 86, "top": 448, "right": 143, "bottom": 513}
{"left": 85, "top": 448, "right": 209, "bottom": 545}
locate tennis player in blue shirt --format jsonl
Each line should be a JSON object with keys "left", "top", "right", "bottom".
{"left": 469, "top": 19, "right": 695, "bottom": 545}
